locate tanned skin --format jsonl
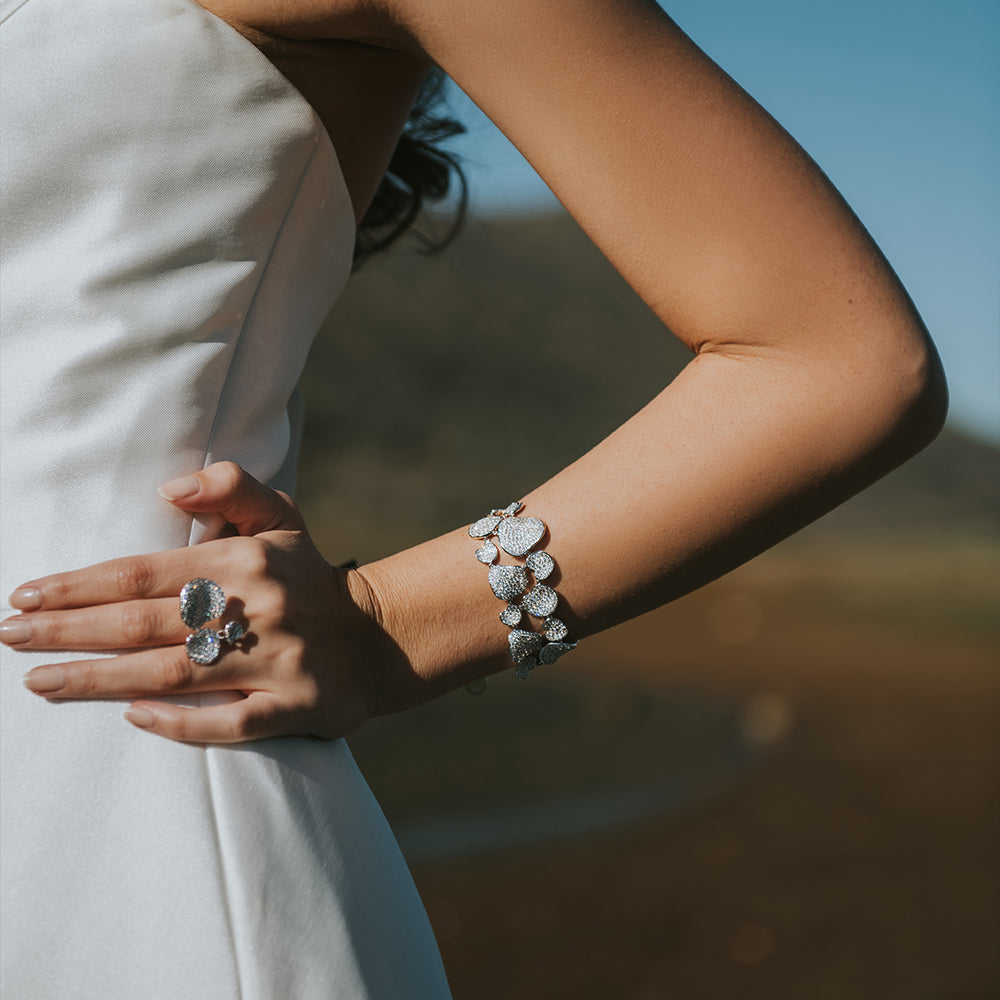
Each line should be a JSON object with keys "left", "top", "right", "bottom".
{"left": 4, "top": 0, "right": 946, "bottom": 742}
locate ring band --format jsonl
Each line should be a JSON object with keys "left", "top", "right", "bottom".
{"left": 180, "top": 578, "right": 244, "bottom": 665}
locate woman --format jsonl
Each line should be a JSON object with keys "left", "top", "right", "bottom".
{"left": 0, "top": 0, "right": 946, "bottom": 996}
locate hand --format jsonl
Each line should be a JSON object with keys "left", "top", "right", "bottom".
{"left": 1, "top": 463, "right": 393, "bottom": 744}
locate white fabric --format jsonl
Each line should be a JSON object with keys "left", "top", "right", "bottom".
{"left": 0, "top": 1, "right": 451, "bottom": 996}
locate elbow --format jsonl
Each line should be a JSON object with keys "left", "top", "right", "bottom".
{"left": 911, "top": 345, "right": 950, "bottom": 447}
{"left": 879, "top": 327, "right": 948, "bottom": 458}
{"left": 846, "top": 320, "right": 949, "bottom": 476}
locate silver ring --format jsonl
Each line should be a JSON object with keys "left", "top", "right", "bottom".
{"left": 180, "top": 578, "right": 245, "bottom": 665}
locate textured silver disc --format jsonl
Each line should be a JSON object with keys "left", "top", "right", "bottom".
{"left": 539, "top": 641, "right": 576, "bottom": 665}
{"left": 186, "top": 627, "right": 222, "bottom": 665}
{"left": 522, "top": 584, "right": 558, "bottom": 619}
{"left": 525, "top": 551, "right": 554, "bottom": 581}
{"left": 475, "top": 540, "right": 499, "bottom": 564}
{"left": 469, "top": 515, "right": 502, "bottom": 539}
{"left": 488, "top": 564, "right": 530, "bottom": 602}
{"left": 543, "top": 617, "right": 569, "bottom": 641}
{"left": 508, "top": 629, "right": 544, "bottom": 665}
{"left": 222, "top": 621, "right": 244, "bottom": 645}
{"left": 497, "top": 516, "right": 545, "bottom": 557}
{"left": 514, "top": 662, "right": 536, "bottom": 680}
{"left": 499, "top": 603, "right": 523, "bottom": 627}
{"left": 179, "top": 578, "right": 225, "bottom": 629}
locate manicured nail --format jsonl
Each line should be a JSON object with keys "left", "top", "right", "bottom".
{"left": 9, "top": 588, "right": 41, "bottom": 611}
{"left": 0, "top": 619, "right": 32, "bottom": 645}
{"left": 23, "top": 666, "right": 64, "bottom": 693}
{"left": 124, "top": 707, "right": 156, "bottom": 729}
{"left": 158, "top": 475, "right": 200, "bottom": 501}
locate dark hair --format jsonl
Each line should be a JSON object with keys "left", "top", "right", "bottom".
{"left": 354, "top": 69, "right": 467, "bottom": 263}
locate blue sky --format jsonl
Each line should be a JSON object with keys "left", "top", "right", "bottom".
{"left": 442, "top": 0, "right": 999, "bottom": 443}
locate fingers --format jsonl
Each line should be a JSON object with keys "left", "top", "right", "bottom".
{"left": 8, "top": 549, "right": 195, "bottom": 612}
{"left": 123, "top": 693, "right": 303, "bottom": 744}
{"left": 5, "top": 461, "right": 337, "bottom": 746}
{"left": 21, "top": 646, "right": 348, "bottom": 745}
{"left": 158, "top": 461, "right": 304, "bottom": 536}
{"left": 22, "top": 644, "right": 262, "bottom": 700}
{"left": 2, "top": 598, "right": 187, "bottom": 650}
{"left": 6, "top": 463, "right": 301, "bottom": 613}
{"left": 6, "top": 534, "right": 269, "bottom": 613}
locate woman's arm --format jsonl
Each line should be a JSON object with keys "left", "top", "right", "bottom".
{"left": 346, "top": 0, "right": 948, "bottom": 701}
{"left": 1, "top": 0, "right": 946, "bottom": 741}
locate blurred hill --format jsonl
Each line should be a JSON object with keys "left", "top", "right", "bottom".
{"left": 298, "top": 210, "right": 999, "bottom": 559}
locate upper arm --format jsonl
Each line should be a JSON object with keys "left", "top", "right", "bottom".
{"left": 378, "top": 0, "right": 934, "bottom": 372}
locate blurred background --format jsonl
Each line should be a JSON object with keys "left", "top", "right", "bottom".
{"left": 297, "top": 2, "right": 998, "bottom": 996}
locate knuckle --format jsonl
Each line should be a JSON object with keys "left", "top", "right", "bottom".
{"left": 44, "top": 578, "right": 72, "bottom": 606}
{"left": 166, "top": 713, "right": 194, "bottom": 742}
{"left": 27, "top": 614, "right": 61, "bottom": 647}
{"left": 156, "top": 650, "right": 193, "bottom": 691}
{"left": 254, "top": 581, "right": 291, "bottom": 625}
{"left": 311, "top": 711, "right": 341, "bottom": 740}
{"left": 118, "top": 603, "right": 157, "bottom": 647}
{"left": 310, "top": 696, "right": 354, "bottom": 739}
{"left": 112, "top": 557, "right": 155, "bottom": 598}
{"left": 227, "top": 716, "right": 250, "bottom": 743}
{"left": 291, "top": 664, "right": 320, "bottom": 704}
{"left": 66, "top": 661, "right": 99, "bottom": 696}
{"left": 273, "top": 490, "right": 303, "bottom": 524}
{"left": 271, "top": 642, "right": 306, "bottom": 688}
{"left": 236, "top": 536, "right": 270, "bottom": 579}
{"left": 230, "top": 702, "right": 265, "bottom": 742}
{"left": 215, "top": 461, "right": 244, "bottom": 492}
{"left": 332, "top": 703, "right": 365, "bottom": 739}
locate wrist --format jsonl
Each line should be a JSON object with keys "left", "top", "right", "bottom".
{"left": 350, "top": 535, "right": 513, "bottom": 711}
{"left": 344, "top": 563, "right": 383, "bottom": 632}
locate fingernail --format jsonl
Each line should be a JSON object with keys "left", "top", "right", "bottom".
{"left": 23, "top": 666, "right": 64, "bottom": 693}
{"left": 124, "top": 706, "right": 156, "bottom": 729}
{"left": 158, "top": 475, "right": 200, "bottom": 501}
{"left": 0, "top": 619, "right": 32, "bottom": 645}
{"left": 9, "top": 588, "right": 41, "bottom": 611}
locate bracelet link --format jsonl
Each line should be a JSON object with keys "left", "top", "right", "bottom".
{"left": 469, "top": 502, "right": 577, "bottom": 685}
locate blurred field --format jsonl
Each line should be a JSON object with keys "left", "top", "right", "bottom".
{"left": 297, "top": 213, "right": 1000, "bottom": 998}
{"left": 333, "top": 540, "right": 999, "bottom": 999}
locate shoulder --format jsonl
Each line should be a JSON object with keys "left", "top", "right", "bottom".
{"left": 193, "top": 0, "right": 423, "bottom": 52}
{"left": 193, "top": 0, "right": 671, "bottom": 56}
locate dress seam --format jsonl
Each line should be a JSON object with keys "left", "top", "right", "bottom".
{"left": 0, "top": 0, "right": 34, "bottom": 25}
{"left": 190, "top": 127, "right": 325, "bottom": 525}
{"left": 201, "top": 749, "right": 248, "bottom": 1000}
{"left": 184, "top": 127, "right": 325, "bottom": 1000}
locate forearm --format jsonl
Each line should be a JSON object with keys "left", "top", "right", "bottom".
{"left": 354, "top": 320, "right": 946, "bottom": 711}
{"left": 340, "top": 0, "right": 950, "bottom": 712}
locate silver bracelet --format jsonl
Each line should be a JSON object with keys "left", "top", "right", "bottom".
{"left": 469, "top": 502, "right": 577, "bottom": 680}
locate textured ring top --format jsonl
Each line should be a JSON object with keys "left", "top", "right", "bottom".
{"left": 179, "top": 578, "right": 244, "bottom": 665}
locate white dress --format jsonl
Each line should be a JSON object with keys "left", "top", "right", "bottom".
{"left": 0, "top": 0, "right": 451, "bottom": 996}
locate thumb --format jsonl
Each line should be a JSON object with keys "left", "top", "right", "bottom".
{"left": 157, "top": 462, "right": 305, "bottom": 536}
